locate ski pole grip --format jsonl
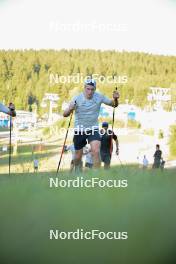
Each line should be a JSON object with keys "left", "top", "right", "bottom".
{"left": 113, "top": 87, "right": 119, "bottom": 107}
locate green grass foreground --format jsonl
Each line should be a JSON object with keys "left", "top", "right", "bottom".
{"left": 0, "top": 166, "right": 176, "bottom": 264}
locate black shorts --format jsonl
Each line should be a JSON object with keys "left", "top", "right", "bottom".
{"left": 85, "top": 162, "right": 93, "bottom": 168}
{"left": 153, "top": 159, "right": 161, "bottom": 169}
{"left": 73, "top": 130, "right": 101, "bottom": 150}
{"left": 100, "top": 151, "right": 111, "bottom": 165}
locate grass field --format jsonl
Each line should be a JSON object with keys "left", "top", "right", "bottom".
{"left": 0, "top": 166, "right": 176, "bottom": 264}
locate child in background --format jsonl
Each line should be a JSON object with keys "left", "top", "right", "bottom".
{"left": 34, "top": 158, "right": 39, "bottom": 172}
{"left": 65, "top": 144, "right": 75, "bottom": 172}
{"left": 143, "top": 155, "right": 149, "bottom": 169}
{"left": 84, "top": 146, "right": 93, "bottom": 169}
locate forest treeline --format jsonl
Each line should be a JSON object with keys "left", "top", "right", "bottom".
{"left": 0, "top": 49, "right": 176, "bottom": 114}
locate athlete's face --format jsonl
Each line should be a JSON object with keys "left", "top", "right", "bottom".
{"left": 84, "top": 85, "right": 95, "bottom": 99}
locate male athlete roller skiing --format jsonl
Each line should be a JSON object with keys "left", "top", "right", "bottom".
{"left": 63, "top": 78, "right": 119, "bottom": 171}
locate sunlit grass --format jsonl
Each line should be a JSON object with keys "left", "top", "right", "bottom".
{"left": 0, "top": 166, "right": 175, "bottom": 263}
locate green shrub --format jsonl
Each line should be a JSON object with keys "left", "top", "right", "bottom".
{"left": 42, "top": 127, "right": 50, "bottom": 136}
{"left": 127, "top": 119, "right": 141, "bottom": 128}
{"left": 158, "top": 129, "right": 164, "bottom": 139}
{"left": 169, "top": 125, "right": 176, "bottom": 156}
{"left": 98, "top": 117, "right": 125, "bottom": 128}
{"left": 143, "top": 129, "right": 154, "bottom": 136}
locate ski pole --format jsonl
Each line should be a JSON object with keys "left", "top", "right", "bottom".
{"left": 110, "top": 87, "right": 118, "bottom": 156}
{"left": 9, "top": 116, "right": 12, "bottom": 175}
{"left": 112, "top": 87, "right": 118, "bottom": 131}
{"left": 56, "top": 105, "right": 75, "bottom": 174}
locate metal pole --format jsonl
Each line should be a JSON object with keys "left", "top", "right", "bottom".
{"left": 56, "top": 112, "right": 73, "bottom": 174}
{"left": 9, "top": 116, "right": 12, "bottom": 175}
